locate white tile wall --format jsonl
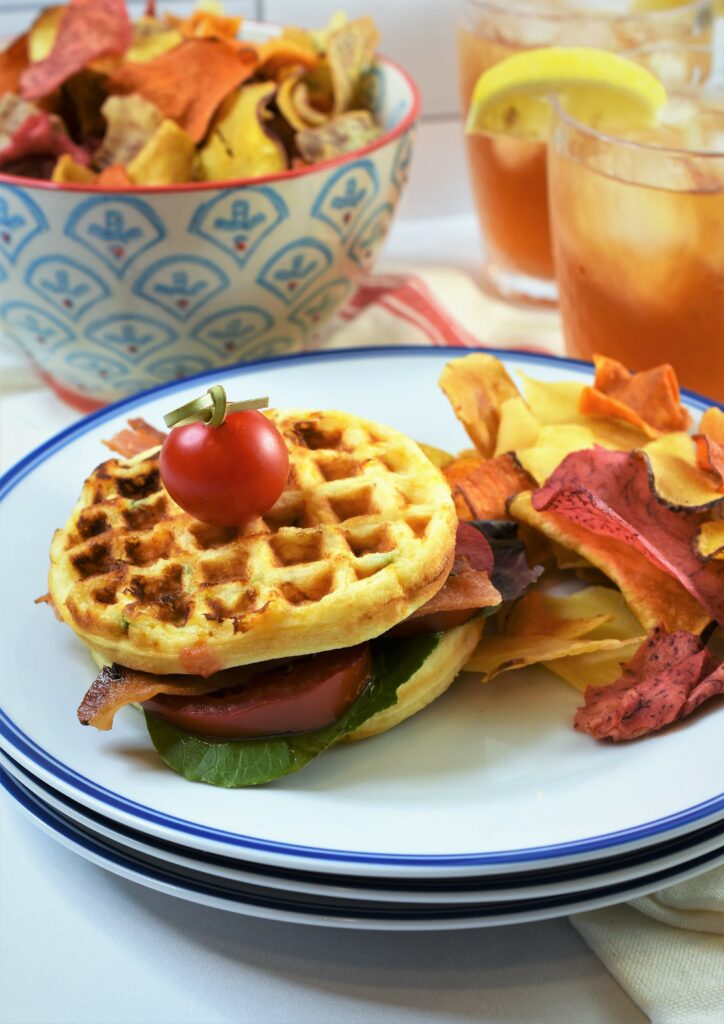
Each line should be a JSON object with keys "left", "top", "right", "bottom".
{"left": 0, "top": 2, "right": 259, "bottom": 39}
{"left": 262, "top": 0, "right": 460, "bottom": 118}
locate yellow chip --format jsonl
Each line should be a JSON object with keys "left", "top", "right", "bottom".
{"left": 493, "top": 396, "right": 540, "bottom": 457}
{"left": 519, "top": 374, "right": 583, "bottom": 425}
{"left": 545, "top": 642, "right": 642, "bottom": 692}
{"left": 128, "top": 16, "right": 183, "bottom": 63}
{"left": 28, "top": 5, "right": 64, "bottom": 63}
{"left": 417, "top": 443, "right": 455, "bottom": 470}
{"left": 296, "top": 110, "right": 380, "bottom": 163}
{"left": 198, "top": 81, "right": 287, "bottom": 181}
{"left": 326, "top": 16, "right": 380, "bottom": 112}
{"left": 96, "top": 94, "right": 164, "bottom": 170}
{"left": 127, "top": 119, "right": 196, "bottom": 186}
{"left": 440, "top": 355, "right": 521, "bottom": 459}
{"left": 643, "top": 432, "right": 724, "bottom": 509}
{"left": 465, "top": 587, "right": 643, "bottom": 682}
{"left": 51, "top": 155, "right": 96, "bottom": 185}
{"left": 696, "top": 521, "right": 724, "bottom": 560}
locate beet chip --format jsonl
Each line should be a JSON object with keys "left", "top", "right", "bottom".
{"left": 574, "top": 628, "right": 723, "bottom": 741}
{"left": 532, "top": 447, "right": 724, "bottom": 625}
{"left": 0, "top": 95, "right": 90, "bottom": 173}
{"left": 579, "top": 355, "right": 691, "bottom": 438}
{"left": 108, "top": 39, "right": 258, "bottom": 143}
{"left": 21, "top": 0, "right": 132, "bottom": 101}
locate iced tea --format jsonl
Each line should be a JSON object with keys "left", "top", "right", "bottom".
{"left": 456, "top": 0, "right": 712, "bottom": 306}
{"left": 549, "top": 90, "right": 724, "bottom": 401}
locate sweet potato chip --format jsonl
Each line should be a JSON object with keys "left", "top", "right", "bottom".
{"left": 296, "top": 110, "right": 381, "bottom": 163}
{"left": 446, "top": 453, "right": 536, "bottom": 521}
{"left": 532, "top": 448, "right": 724, "bottom": 624}
{"left": 0, "top": 35, "right": 29, "bottom": 96}
{"left": 21, "top": 0, "right": 133, "bottom": 101}
{"left": 171, "top": 8, "right": 243, "bottom": 43}
{"left": 643, "top": 432, "right": 723, "bottom": 509}
{"left": 696, "top": 521, "right": 724, "bottom": 561}
{"left": 0, "top": 94, "right": 90, "bottom": 171}
{"left": 127, "top": 118, "right": 195, "bottom": 185}
{"left": 464, "top": 588, "right": 636, "bottom": 682}
{"left": 108, "top": 38, "right": 258, "bottom": 143}
{"left": 96, "top": 163, "right": 132, "bottom": 187}
{"left": 574, "top": 628, "right": 723, "bottom": 741}
{"left": 693, "top": 407, "right": 724, "bottom": 493}
{"left": 95, "top": 94, "right": 164, "bottom": 169}
{"left": 509, "top": 491, "right": 710, "bottom": 634}
{"left": 198, "top": 80, "right": 286, "bottom": 181}
{"left": 440, "top": 355, "right": 521, "bottom": 458}
{"left": 257, "top": 37, "right": 319, "bottom": 78}
{"left": 579, "top": 355, "right": 691, "bottom": 438}
{"left": 52, "top": 153, "right": 96, "bottom": 183}
{"left": 326, "top": 16, "right": 380, "bottom": 113}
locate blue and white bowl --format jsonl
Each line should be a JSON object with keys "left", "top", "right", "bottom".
{"left": 0, "top": 55, "right": 418, "bottom": 408}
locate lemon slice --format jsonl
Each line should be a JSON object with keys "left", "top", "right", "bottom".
{"left": 466, "top": 47, "right": 668, "bottom": 141}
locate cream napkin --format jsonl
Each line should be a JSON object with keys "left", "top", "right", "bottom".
{"left": 571, "top": 865, "right": 724, "bottom": 1023}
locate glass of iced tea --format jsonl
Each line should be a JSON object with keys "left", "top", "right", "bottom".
{"left": 548, "top": 46, "right": 724, "bottom": 401}
{"left": 456, "top": 0, "right": 712, "bottom": 307}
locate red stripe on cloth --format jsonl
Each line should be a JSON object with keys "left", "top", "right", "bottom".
{"left": 341, "top": 274, "right": 483, "bottom": 347}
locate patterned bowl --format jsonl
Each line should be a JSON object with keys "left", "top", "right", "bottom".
{"left": 0, "top": 56, "right": 418, "bottom": 409}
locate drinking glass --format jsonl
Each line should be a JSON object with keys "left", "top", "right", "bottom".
{"left": 548, "top": 46, "right": 724, "bottom": 401}
{"left": 456, "top": 0, "right": 712, "bottom": 307}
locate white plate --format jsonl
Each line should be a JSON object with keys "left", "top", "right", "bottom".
{"left": 1, "top": 348, "right": 722, "bottom": 877}
{"left": 3, "top": 747, "right": 722, "bottom": 905}
{"left": 4, "top": 766, "right": 723, "bottom": 931}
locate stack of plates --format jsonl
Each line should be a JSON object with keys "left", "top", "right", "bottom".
{"left": 2, "top": 349, "right": 722, "bottom": 930}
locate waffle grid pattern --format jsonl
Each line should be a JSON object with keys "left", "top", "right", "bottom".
{"left": 49, "top": 411, "right": 456, "bottom": 673}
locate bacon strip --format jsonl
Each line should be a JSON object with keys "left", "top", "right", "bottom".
{"left": 78, "top": 662, "right": 267, "bottom": 730}
{"left": 409, "top": 522, "right": 500, "bottom": 618}
{"left": 102, "top": 417, "right": 167, "bottom": 457}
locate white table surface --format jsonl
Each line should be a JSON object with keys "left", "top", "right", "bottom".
{"left": 0, "top": 216, "right": 647, "bottom": 1024}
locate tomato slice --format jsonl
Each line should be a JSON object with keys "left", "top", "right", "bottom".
{"left": 388, "top": 608, "right": 478, "bottom": 638}
{"left": 143, "top": 644, "right": 372, "bottom": 739}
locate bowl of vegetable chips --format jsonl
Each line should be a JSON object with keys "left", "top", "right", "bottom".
{"left": 0, "top": 2, "right": 418, "bottom": 407}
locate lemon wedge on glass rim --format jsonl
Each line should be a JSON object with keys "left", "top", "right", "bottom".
{"left": 466, "top": 47, "right": 668, "bottom": 141}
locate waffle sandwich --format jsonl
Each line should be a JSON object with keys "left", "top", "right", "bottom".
{"left": 47, "top": 408, "right": 501, "bottom": 786}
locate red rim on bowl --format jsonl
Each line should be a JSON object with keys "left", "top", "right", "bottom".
{"left": 0, "top": 55, "right": 420, "bottom": 194}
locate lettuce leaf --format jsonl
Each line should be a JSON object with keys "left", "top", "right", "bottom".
{"left": 145, "top": 631, "right": 441, "bottom": 787}
{"left": 468, "top": 519, "right": 543, "bottom": 602}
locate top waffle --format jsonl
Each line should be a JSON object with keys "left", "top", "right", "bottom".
{"left": 49, "top": 409, "right": 457, "bottom": 675}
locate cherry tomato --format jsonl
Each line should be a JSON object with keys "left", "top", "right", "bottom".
{"left": 159, "top": 410, "right": 289, "bottom": 525}
{"left": 388, "top": 608, "right": 478, "bottom": 638}
{"left": 143, "top": 645, "right": 372, "bottom": 739}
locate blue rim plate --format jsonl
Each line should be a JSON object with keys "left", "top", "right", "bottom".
{"left": 1, "top": 347, "right": 722, "bottom": 878}
{"left": 4, "top": 766, "right": 724, "bottom": 930}
{"left": 3, "top": 744, "right": 723, "bottom": 904}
